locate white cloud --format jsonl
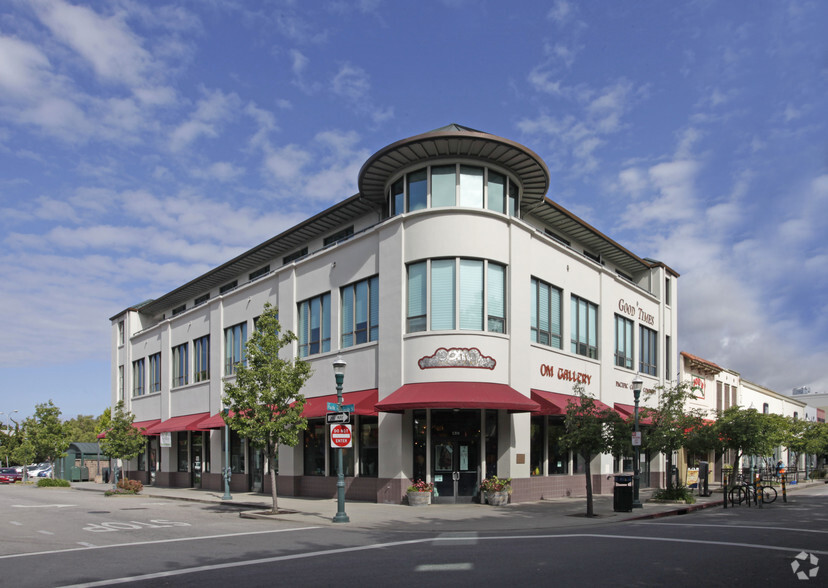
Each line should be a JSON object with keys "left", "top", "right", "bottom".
{"left": 30, "top": 0, "right": 154, "bottom": 88}
{"left": 169, "top": 88, "right": 241, "bottom": 151}
{"left": 332, "top": 63, "right": 370, "bottom": 101}
{"left": 0, "top": 35, "right": 52, "bottom": 99}
{"left": 264, "top": 144, "right": 312, "bottom": 182}
{"left": 547, "top": 0, "right": 573, "bottom": 25}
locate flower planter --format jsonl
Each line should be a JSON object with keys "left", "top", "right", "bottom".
{"left": 407, "top": 491, "right": 431, "bottom": 506}
{"left": 485, "top": 490, "right": 509, "bottom": 506}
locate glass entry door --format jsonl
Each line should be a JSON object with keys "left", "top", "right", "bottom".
{"left": 251, "top": 448, "right": 264, "bottom": 493}
{"left": 192, "top": 434, "right": 202, "bottom": 489}
{"left": 431, "top": 410, "right": 480, "bottom": 504}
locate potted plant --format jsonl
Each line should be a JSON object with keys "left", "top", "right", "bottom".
{"left": 480, "top": 476, "right": 511, "bottom": 506}
{"left": 406, "top": 479, "right": 434, "bottom": 506}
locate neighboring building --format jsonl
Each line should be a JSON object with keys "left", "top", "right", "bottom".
{"left": 792, "top": 386, "right": 811, "bottom": 396}
{"left": 678, "top": 351, "right": 810, "bottom": 480}
{"left": 110, "top": 124, "right": 679, "bottom": 503}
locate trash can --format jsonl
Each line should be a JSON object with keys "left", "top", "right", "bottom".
{"left": 698, "top": 462, "right": 710, "bottom": 496}
{"left": 613, "top": 475, "right": 633, "bottom": 512}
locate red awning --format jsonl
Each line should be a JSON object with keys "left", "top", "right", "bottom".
{"left": 376, "top": 382, "right": 539, "bottom": 413}
{"left": 613, "top": 402, "right": 654, "bottom": 425}
{"left": 531, "top": 389, "right": 612, "bottom": 415}
{"left": 145, "top": 413, "right": 211, "bottom": 434}
{"left": 199, "top": 411, "right": 234, "bottom": 429}
{"left": 96, "top": 419, "right": 160, "bottom": 439}
{"left": 302, "top": 389, "right": 378, "bottom": 418}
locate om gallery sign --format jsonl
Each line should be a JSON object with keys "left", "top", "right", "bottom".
{"left": 419, "top": 348, "right": 496, "bottom": 370}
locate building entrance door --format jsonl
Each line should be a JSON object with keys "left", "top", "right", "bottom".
{"left": 431, "top": 410, "right": 480, "bottom": 504}
{"left": 251, "top": 448, "right": 264, "bottom": 493}
{"left": 192, "top": 434, "right": 202, "bottom": 489}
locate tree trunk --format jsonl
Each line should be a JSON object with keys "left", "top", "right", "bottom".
{"left": 584, "top": 453, "right": 594, "bottom": 517}
{"left": 269, "top": 451, "right": 279, "bottom": 514}
{"left": 666, "top": 453, "right": 673, "bottom": 490}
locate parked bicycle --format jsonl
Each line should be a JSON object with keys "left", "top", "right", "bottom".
{"left": 729, "top": 477, "right": 777, "bottom": 505}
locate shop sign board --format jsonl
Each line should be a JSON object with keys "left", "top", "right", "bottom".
{"left": 330, "top": 424, "right": 352, "bottom": 448}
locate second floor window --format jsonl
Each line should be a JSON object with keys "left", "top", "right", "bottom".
{"left": 615, "top": 315, "right": 634, "bottom": 369}
{"left": 530, "top": 278, "right": 562, "bottom": 348}
{"left": 194, "top": 335, "right": 210, "bottom": 382}
{"left": 639, "top": 326, "right": 657, "bottom": 376}
{"left": 118, "top": 365, "right": 124, "bottom": 401}
{"left": 132, "top": 358, "right": 145, "bottom": 397}
{"left": 342, "top": 276, "right": 379, "bottom": 348}
{"left": 298, "top": 293, "right": 331, "bottom": 357}
{"left": 172, "top": 343, "right": 188, "bottom": 387}
{"left": 225, "top": 322, "right": 247, "bottom": 375}
{"left": 407, "top": 259, "right": 506, "bottom": 334}
{"left": 571, "top": 295, "right": 598, "bottom": 359}
{"left": 149, "top": 353, "right": 161, "bottom": 393}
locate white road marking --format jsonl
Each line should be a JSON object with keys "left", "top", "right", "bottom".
{"left": 433, "top": 531, "right": 478, "bottom": 545}
{"left": 10, "top": 521, "right": 23, "bottom": 526}
{"left": 636, "top": 522, "right": 828, "bottom": 534}
{"left": 56, "top": 533, "right": 828, "bottom": 587}
{"left": 416, "top": 563, "right": 473, "bottom": 572}
{"left": 37, "top": 530, "right": 55, "bottom": 535}
{"left": 12, "top": 504, "right": 76, "bottom": 508}
{"left": 0, "top": 527, "right": 320, "bottom": 560}
{"left": 77, "top": 543, "right": 96, "bottom": 548}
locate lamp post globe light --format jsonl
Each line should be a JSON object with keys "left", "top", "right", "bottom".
{"left": 332, "top": 355, "right": 349, "bottom": 523}
{"left": 631, "top": 375, "right": 644, "bottom": 509}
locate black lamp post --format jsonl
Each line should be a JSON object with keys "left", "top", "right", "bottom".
{"left": 632, "top": 375, "right": 644, "bottom": 509}
{"left": 222, "top": 405, "right": 232, "bottom": 501}
{"left": 332, "top": 356, "right": 350, "bottom": 523}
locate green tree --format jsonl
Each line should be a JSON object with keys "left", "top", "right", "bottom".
{"left": 24, "top": 401, "right": 70, "bottom": 477}
{"left": 95, "top": 407, "right": 112, "bottom": 438}
{"left": 64, "top": 414, "right": 99, "bottom": 443}
{"left": 561, "top": 385, "right": 618, "bottom": 517}
{"left": 223, "top": 303, "right": 312, "bottom": 514}
{"left": 99, "top": 401, "right": 147, "bottom": 485}
{"left": 715, "top": 406, "right": 783, "bottom": 484}
{"left": 642, "top": 381, "right": 706, "bottom": 489}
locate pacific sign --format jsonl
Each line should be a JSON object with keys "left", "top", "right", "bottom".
{"left": 539, "top": 364, "right": 592, "bottom": 385}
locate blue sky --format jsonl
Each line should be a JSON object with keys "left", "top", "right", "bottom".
{"left": 1, "top": 0, "right": 826, "bottom": 421}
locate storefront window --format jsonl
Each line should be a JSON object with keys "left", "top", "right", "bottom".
{"left": 328, "top": 443, "right": 354, "bottom": 477}
{"left": 547, "top": 421, "right": 569, "bottom": 474}
{"left": 413, "top": 410, "right": 427, "bottom": 481}
{"left": 303, "top": 420, "right": 326, "bottom": 476}
{"left": 177, "top": 433, "right": 189, "bottom": 472}
{"left": 530, "top": 416, "right": 544, "bottom": 476}
{"left": 359, "top": 417, "right": 379, "bottom": 477}
{"left": 230, "top": 429, "right": 245, "bottom": 473}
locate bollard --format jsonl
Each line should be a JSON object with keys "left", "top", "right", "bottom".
{"left": 782, "top": 473, "right": 787, "bottom": 503}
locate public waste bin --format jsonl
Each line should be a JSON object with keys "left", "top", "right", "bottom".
{"left": 613, "top": 475, "right": 633, "bottom": 512}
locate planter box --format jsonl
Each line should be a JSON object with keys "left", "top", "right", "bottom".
{"left": 485, "top": 490, "right": 509, "bottom": 506}
{"left": 407, "top": 491, "right": 431, "bottom": 506}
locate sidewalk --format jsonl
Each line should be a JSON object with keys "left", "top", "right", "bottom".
{"left": 69, "top": 481, "right": 750, "bottom": 533}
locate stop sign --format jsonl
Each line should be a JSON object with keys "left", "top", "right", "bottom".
{"left": 330, "top": 424, "right": 352, "bottom": 448}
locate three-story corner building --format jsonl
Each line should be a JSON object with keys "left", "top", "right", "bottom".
{"left": 110, "top": 124, "right": 679, "bottom": 504}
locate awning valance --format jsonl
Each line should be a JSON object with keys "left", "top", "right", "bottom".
{"left": 98, "top": 418, "right": 161, "bottom": 439}
{"left": 302, "top": 389, "right": 378, "bottom": 418}
{"left": 376, "top": 382, "right": 539, "bottom": 413}
{"left": 613, "top": 402, "right": 654, "bottom": 425}
{"left": 198, "top": 411, "right": 234, "bottom": 429}
{"left": 145, "top": 412, "right": 211, "bottom": 434}
{"left": 531, "top": 389, "right": 611, "bottom": 416}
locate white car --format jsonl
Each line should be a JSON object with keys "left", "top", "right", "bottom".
{"left": 26, "top": 462, "right": 51, "bottom": 478}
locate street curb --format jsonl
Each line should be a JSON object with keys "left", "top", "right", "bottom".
{"left": 625, "top": 499, "right": 724, "bottom": 520}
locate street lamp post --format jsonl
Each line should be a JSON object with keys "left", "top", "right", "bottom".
{"left": 1, "top": 410, "right": 19, "bottom": 468}
{"left": 332, "top": 356, "right": 349, "bottom": 523}
{"left": 222, "top": 406, "right": 232, "bottom": 501}
{"left": 632, "top": 375, "right": 644, "bottom": 509}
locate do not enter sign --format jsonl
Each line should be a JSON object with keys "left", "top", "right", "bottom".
{"left": 330, "top": 424, "right": 352, "bottom": 448}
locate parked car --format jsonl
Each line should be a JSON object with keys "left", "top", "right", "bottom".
{"left": 0, "top": 467, "right": 23, "bottom": 484}
{"left": 37, "top": 467, "right": 53, "bottom": 478}
{"left": 27, "top": 462, "right": 51, "bottom": 478}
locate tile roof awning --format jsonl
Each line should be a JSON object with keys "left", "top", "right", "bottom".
{"left": 376, "top": 382, "right": 539, "bottom": 413}
{"left": 302, "top": 389, "right": 378, "bottom": 418}
{"left": 145, "top": 413, "right": 211, "bottom": 434}
{"left": 531, "top": 389, "right": 612, "bottom": 415}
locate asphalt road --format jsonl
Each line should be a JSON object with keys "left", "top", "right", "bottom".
{"left": 1, "top": 483, "right": 826, "bottom": 587}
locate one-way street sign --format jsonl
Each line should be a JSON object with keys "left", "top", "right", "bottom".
{"left": 326, "top": 412, "right": 350, "bottom": 424}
